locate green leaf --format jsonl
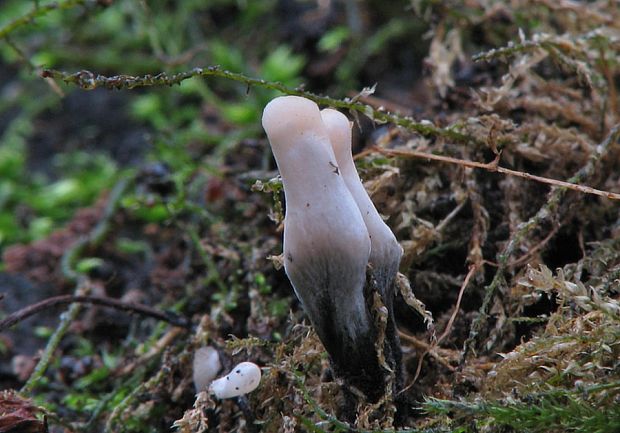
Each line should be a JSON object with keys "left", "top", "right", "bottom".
{"left": 76, "top": 257, "right": 104, "bottom": 274}
{"left": 209, "top": 40, "right": 245, "bottom": 72}
{"left": 116, "top": 237, "right": 149, "bottom": 255}
{"left": 318, "top": 26, "right": 350, "bottom": 52}
{"left": 28, "top": 217, "right": 53, "bottom": 239}
{"left": 34, "top": 326, "right": 53, "bottom": 339}
{"left": 261, "top": 45, "right": 305, "bottom": 84}
{"left": 220, "top": 101, "right": 259, "bottom": 124}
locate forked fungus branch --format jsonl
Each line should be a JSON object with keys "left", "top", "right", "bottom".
{"left": 262, "top": 96, "right": 403, "bottom": 402}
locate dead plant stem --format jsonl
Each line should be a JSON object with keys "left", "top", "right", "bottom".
{"left": 407, "top": 264, "right": 477, "bottom": 388}
{"left": 0, "top": 294, "right": 190, "bottom": 331}
{"left": 374, "top": 147, "right": 620, "bottom": 201}
{"left": 462, "top": 124, "right": 620, "bottom": 359}
{"left": 41, "top": 67, "right": 479, "bottom": 146}
{"left": 438, "top": 265, "right": 477, "bottom": 345}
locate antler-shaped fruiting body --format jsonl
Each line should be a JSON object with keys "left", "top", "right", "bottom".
{"left": 321, "top": 108, "right": 404, "bottom": 385}
{"left": 262, "top": 96, "right": 401, "bottom": 401}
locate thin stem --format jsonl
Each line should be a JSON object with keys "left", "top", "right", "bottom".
{"left": 40, "top": 67, "right": 479, "bottom": 145}
{"left": 375, "top": 146, "right": 620, "bottom": 201}
{"left": 0, "top": 294, "right": 191, "bottom": 331}
{"left": 21, "top": 281, "right": 88, "bottom": 393}
{"left": 404, "top": 265, "right": 477, "bottom": 390}
{"left": 462, "top": 124, "right": 620, "bottom": 358}
{"left": 0, "top": 0, "right": 87, "bottom": 39}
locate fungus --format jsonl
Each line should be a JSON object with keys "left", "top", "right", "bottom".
{"left": 320, "top": 108, "right": 403, "bottom": 289}
{"left": 192, "top": 346, "right": 222, "bottom": 393}
{"left": 208, "top": 361, "right": 261, "bottom": 399}
{"left": 321, "top": 108, "right": 404, "bottom": 381}
{"left": 262, "top": 96, "right": 400, "bottom": 401}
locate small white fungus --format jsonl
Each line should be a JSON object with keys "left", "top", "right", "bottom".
{"left": 208, "top": 361, "right": 261, "bottom": 399}
{"left": 192, "top": 346, "right": 222, "bottom": 392}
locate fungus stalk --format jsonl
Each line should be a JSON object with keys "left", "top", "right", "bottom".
{"left": 321, "top": 108, "right": 404, "bottom": 387}
{"left": 262, "top": 96, "right": 402, "bottom": 402}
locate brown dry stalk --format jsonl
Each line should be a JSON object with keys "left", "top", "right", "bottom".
{"left": 508, "top": 225, "right": 560, "bottom": 268}
{"left": 397, "top": 331, "right": 456, "bottom": 372}
{"left": 437, "top": 265, "right": 478, "bottom": 345}
{"left": 373, "top": 147, "right": 620, "bottom": 200}
{"left": 461, "top": 124, "right": 620, "bottom": 360}
{"left": 116, "top": 327, "right": 186, "bottom": 376}
{"left": 401, "top": 264, "right": 478, "bottom": 392}
{"left": 0, "top": 294, "right": 191, "bottom": 331}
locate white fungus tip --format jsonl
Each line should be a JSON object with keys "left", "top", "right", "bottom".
{"left": 321, "top": 107, "right": 402, "bottom": 270}
{"left": 192, "top": 346, "right": 222, "bottom": 392}
{"left": 262, "top": 96, "right": 324, "bottom": 144}
{"left": 320, "top": 108, "right": 352, "bottom": 161}
{"left": 208, "top": 361, "right": 262, "bottom": 399}
{"left": 262, "top": 95, "right": 373, "bottom": 346}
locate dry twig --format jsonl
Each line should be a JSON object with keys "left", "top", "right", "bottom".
{"left": 400, "top": 264, "right": 478, "bottom": 394}
{"left": 374, "top": 147, "right": 620, "bottom": 201}
{"left": 461, "top": 124, "right": 620, "bottom": 359}
{"left": 0, "top": 294, "right": 190, "bottom": 331}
